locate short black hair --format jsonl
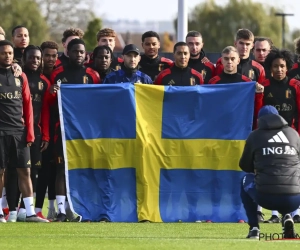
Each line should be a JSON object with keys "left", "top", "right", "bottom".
{"left": 22, "top": 45, "right": 43, "bottom": 73}
{"left": 142, "top": 31, "right": 160, "bottom": 42}
{"left": 67, "top": 38, "right": 85, "bottom": 51}
{"left": 186, "top": 31, "right": 202, "bottom": 39}
{"left": 23, "top": 45, "right": 42, "bottom": 60}
{"left": 40, "top": 41, "right": 59, "bottom": 51}
{"left": 11, "top": 25, "right": 27, "bottom": 36}
{"left": 173, "top": 42, "right": 188, "bottom": 53}
{"left": 93, "top": 45, "right": 113, "bottom": 58}
{"left": 0, "top": 40, "right": 14, "bottom": 48}
{"left": 265, "top": 48, "right": 294, "bottom": 71}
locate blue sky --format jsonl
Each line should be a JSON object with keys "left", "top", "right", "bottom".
{"left": 97, "top": 0, "right": 299, "bottom": 31}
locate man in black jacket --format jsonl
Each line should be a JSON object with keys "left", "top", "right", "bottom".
{"left": 12, "top": 25, "right": 29, "bottom": 66}
{"left": 139, "top": 31, "right": 173, "bottom": 81}
{"left": 186, "top": 31, "right": 215, "bottom": 83}
{"left": 154, "top": 42, "right": 203, "bottom": 86}
{"left": 239, "top": 105, "right": 300, "bottom": 239}
{"left": 91, "top": 45, "right": 115, "bottom": 82}
{"left": 253, "top": 37, "right": 273, "bottom": 79}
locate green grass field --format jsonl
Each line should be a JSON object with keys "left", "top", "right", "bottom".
{"left": 1, "top": 205, "right": 300, "bottom": 249}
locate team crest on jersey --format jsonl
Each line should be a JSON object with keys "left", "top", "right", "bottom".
{"left": 248, "top": 69, "right": 255, "bottom": 80}
{"left": 286, "top": 89, "right": 292, "bottom": 99}
{"left": 190, "top": 77, "right": 196, "bottom": 86}
{"left": 158, "top": 64, "right": 164, "bottom": 72}
{"left": 115, "top": 65, "right": 121, "bottom": 70}
{"left": 201, "top": 69, "right": 207, "bottom": 79}
{"left": 15, "top": 78, "right": 21, "bottom": 87}
{"left": 83, "top": 75, "right": 89, "bottom": 84}
{"left": 38, "top": 81, "right": 43, "bottom": 90}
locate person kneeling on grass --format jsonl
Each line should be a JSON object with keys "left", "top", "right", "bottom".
{"left": 239, "top": 105, "right": 300, "bottom": 239}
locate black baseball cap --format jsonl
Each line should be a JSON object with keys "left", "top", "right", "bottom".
{"left": 122, "top": 44, "right": 140, "bottom": 55}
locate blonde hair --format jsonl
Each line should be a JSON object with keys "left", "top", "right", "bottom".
{"left": 222, "top": 46, "right": 238, "bottom": 54}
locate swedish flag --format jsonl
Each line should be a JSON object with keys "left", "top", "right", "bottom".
{"left": 58, "top": 82, "right": 256, "bottom": 222}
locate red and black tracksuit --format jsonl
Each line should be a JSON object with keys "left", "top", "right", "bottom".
{"left": 13, "top": 48, "right": 24, "bottom": 66}
{"left": 0, "top": 68, "right": 34, "bottom": 212}
{"left": 288, "top": 62, "right": 300, "bottom": 80}
{"left": 154, "top": 65, "right": 204, "bottom": 86}
{"left": 0, "top": 68, "right": 34, "bottom": 143}
{"left": 90, "top": 67, "right": 115, "bottom": 83}
{"left": 55, "top": 53, "right": 69, "bottom": 68}
{"left": 16, "top": 69, "right": 51, "bottom": 210}
{"left": 50, "top": 64, "right": 100, "bottom": 85}
{"left": 24, "top": 69, "right": 50, "bottom": 144}
{"left": 261, "top": 77, "right": 300, "bottom": 133}
{"left": 45, "top": 65, "right": 100, "bottom": 167}
{"left": 139, "top": 55, "right": 173, "bottom": 81}
{"left": 258, "top": 62, "right": 272, "bottom": 79}
{"left": 35, "top": 67, "right": 58, "bottom": 210}
{"left": 188, "top": 50, "right": 216, "bottom": 83}
{"left": 208, "top": 72, "right": 251, "bottom": 84}
{"left": 86, "top": 53, "right": 124, "bottom": 71}
{"left": 109, "top": 56, "right": 123, "bottom": 71}
{"left": 216, "top": 57, "right": 265, "bottom": 83}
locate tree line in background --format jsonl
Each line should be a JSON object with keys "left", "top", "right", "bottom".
{"left": 0, "top": 0, "right": 99, "bottom": 50}
{"left": 0, "top": 0, "right": 299, "bottom": 53}
{"left": 178, "top": 0, "right": 300, "bottom": 52}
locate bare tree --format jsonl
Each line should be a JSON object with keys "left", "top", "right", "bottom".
{"left": 35, "top": 0, "right": 95, "bottom": 39}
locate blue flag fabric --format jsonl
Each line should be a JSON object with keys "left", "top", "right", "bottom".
{"left": 58, "top": 82, "right": 256, "bottom": 222}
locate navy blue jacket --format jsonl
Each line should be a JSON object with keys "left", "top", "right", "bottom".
{"left": 103, "top": 65, "right": 152, "bottom": 84}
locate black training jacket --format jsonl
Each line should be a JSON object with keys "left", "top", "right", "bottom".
{"left": 239, "top": 114, "right": 300, "bottom": 194}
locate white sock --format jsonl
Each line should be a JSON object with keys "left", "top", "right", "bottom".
{"left": 35, "top": 208, "right": 42, "bottom": 214}
{"left": 0, "top": 198, "right": 3, "bottom": 215}
{"left": 23, "top": 197, "right": 35, "bottom": 217}
{"left": 1, "top": 188, "right": 7, "bottom": 208}
{"left": 272, "top": 211, "right": 279, "bottom": 216}
{"left": 65, "top": 200, "right": 70, "bottom": 210}
{"left": 56, "top": 195, "right": 66, "bottom": 214}
{"left": 18, "top": 208, "right": 26, "bottom": 214}
{"left": 257, "top": 205, "right": 262, "bottom": 212}
{"left": 49, "top": 200, "right": 55, "bottom": 210}
{"left": 291, "top": 209, "right": 299, "bottom": 217}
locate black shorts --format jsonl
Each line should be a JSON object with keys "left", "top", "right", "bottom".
{"left": 0, "top": 133, "right": 31, "bottom": 169}
{"left": 54, "top": 125, "right": 65, "bottom": 169}
{"left": 31, "top": 135, "right": 42, "bottom": 168}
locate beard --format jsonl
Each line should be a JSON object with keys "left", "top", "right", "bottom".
{"left": 190, "top": 51, "right": 201, "bottom": 58}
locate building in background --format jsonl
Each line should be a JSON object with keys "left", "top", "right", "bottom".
{"left": 103, "top": 19, "right": 175, "bottom": 35}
